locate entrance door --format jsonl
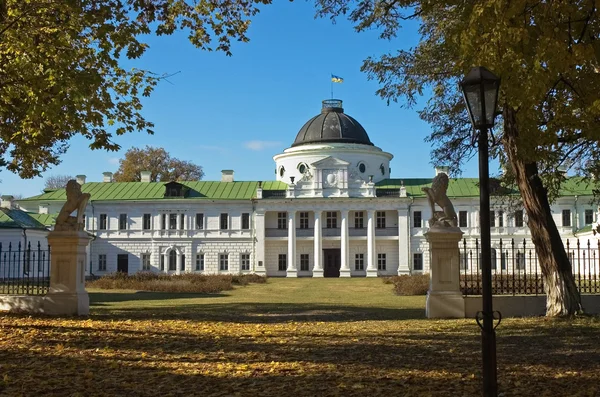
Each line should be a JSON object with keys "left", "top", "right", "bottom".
{"left": 323, "top": 249, "right": 341, "bottom": 278}
{"left": 117, "top": 254, "right": 129, "bottom": 273}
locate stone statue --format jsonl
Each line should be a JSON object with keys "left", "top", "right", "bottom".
{"left": 54, "top": 180, "right": 91, "bottom": 232}
{"left": 422, "top": 173, "right": 458, "bottom": 228}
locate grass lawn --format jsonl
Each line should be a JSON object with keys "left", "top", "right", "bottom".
{"left": 1, "top": 278, "right": 599, "bottom": 396}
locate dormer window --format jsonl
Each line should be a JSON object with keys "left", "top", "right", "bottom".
{"left": 380, "top": 164, "right": 385, "bottom": 175}
{"left": 164, "top": 181, "right": 187, "bottom": 198}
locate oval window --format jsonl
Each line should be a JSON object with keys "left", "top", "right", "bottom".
{"left": 359, "top": 163, "right": 366, "bottom": 173}
{"left": 298, "top": 163, "right": 307, "bottom": 174}
{"left": 380, "top": 164, "right": 385, "bottom": 175}
{"left": 279, "top": 166, "right": 285, "bottom": 177}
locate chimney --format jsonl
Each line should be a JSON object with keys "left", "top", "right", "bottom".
{"left": 1, "top": 195, "right": 14, "bottom": 209}
{"left": 39, "top": 203, "right": 49, "bottom": 214}
{"left": 76, "top": 175, "right": 86, "bottom": 185}
{"left": 435, "top": 166, "right": 450, "bottom": 176}
{"left": 256, "top": 181, "right": 263, "bottom": 199}
{"left": 140, "top": 171, "right": 152, "bottom": 183}
{"left": 221, "top": 170, "right": 234, "bottom": 182}
{"left": 399, "top": 180, "right": 407, "bottom": 198}
{"left": 103, "top": 172, "right": 113, "bottom": 183}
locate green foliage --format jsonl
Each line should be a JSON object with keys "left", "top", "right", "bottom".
{"left": 86, "top": 272, "right": 267, "bottom": 293}
{"left": 315, "top": 0, "right": 600, "bottom": 194}
{"left": 0, "top": 0, "right": 272, "bottom": 178}
{"left": 113, "top": 146, "right": 204, "bottom": 182}
{"left": 386, "top": 274, "right": 430, "bottom": 295}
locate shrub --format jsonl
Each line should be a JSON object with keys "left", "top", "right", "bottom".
{"left": 387, "top": 274, "right": 430, "bottom": 296}
{"left": 87, "top": 273, "right": 267, "bottom": 293}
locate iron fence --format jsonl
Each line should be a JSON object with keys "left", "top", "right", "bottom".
{"left": 460, "top": 238, "right": 599, "bottom": 296}
{"left": 0, "top": 242, "right": 51, "bottom": 295}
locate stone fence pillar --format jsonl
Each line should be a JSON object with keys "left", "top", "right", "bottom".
{"left": 43, "top": 231, "right": 91, "bottom": 316}
{"left": 425, "top": 227, "right": 465, "bottom": 318}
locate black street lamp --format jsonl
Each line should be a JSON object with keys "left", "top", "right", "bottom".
{"left": 460, "top": 66, "right": 501, "bottom": 397}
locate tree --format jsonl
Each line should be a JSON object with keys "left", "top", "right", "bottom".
{"left": 44, "top": 174, "right": 75, "bottom": 190}
{"left": 315, "top": 1, "right": 600, "bottom": 315}
{"left": 113, "top": 146, "right": 203, "bottom": 182}
{"left": 0, "top": 0, "right": 270, "bottom": 178}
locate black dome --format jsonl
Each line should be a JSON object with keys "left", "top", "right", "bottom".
{"left": 292, "top": 100, "right": 373, "bottom": 147}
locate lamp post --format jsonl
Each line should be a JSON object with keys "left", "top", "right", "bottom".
{"left": 460, "top": 66, "right": 501, "bottom": 397}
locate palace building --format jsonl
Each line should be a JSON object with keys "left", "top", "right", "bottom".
{"left": 12, "top": 99, "right": 599, "bottom": 277}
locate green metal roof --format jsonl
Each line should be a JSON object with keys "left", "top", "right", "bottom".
{"left": 0, "top": 208, "right": 48, "bottom": 229}
{"left": 558, "top": 177, "right": 599, "bottom": 196}
{"left": 20, "top": 181, "right": 289, "bottom": 202}
{"left": 28, "top": 213, "right": 57, "bottom": 226}
{"left": 376, "top": 178, "right": 483, "bottom": 198}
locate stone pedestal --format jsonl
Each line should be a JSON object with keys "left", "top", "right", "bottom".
{"left": 286, "top": 269, "right": 298, "bottom": 278}
{"left": 339, "top": 269, "right": 351, "bottom": 278}
{"left": 425, "top": 227, "right": 465, "bottom": 319}
{"left": 43, "top": 231, "right": 91, "bottom": 316}
{"left": 312, "top": 269, "right": 324, "bottom": 278}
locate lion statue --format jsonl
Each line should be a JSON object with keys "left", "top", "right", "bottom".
{"left": 422, "top": 173, "right": 458, "bottom": 228}
{"left": 54, "top": 180, "right": 91, "bottom": 231}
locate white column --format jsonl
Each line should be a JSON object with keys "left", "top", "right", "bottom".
{"left": 254, "top": 211, "right": 266, "bottom": 275}
{"left": 176, "top": 251, "right": 181, "bottom": 275}
{"left": 397, "top": 207, "right": 411, "bottom": 275}
{"left": 340, "top": 210, "right": 351, "bottom": 277}
{"left": 313, "top": 210, "right": 323, "bottom": 277}
{"left": 366, "top": 209, "right": 378, "bottom": 277}
{"left": 287, "top": 210, "right": 297, "bottom": 277}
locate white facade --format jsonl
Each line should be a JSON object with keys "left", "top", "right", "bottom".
{"left": 14, "top": 100, "right": 600, "bottom": 277}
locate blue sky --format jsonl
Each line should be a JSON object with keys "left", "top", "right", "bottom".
{"left": 1, "top": 1, "right": 487, "bottom": 198}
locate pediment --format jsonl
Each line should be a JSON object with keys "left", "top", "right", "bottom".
{"left": 311, "top": 156, "right": 350, "bottom": 168}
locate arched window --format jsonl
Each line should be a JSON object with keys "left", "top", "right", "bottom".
{"left": 168, "top": 250, "right": 177, "bottom": 271}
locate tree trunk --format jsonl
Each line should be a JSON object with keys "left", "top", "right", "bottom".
{"left": 502, "top": 107, "right": 583, "bottom": 316}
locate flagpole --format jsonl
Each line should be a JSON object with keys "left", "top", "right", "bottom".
{"left": 330, "top": 73, "right": 333, "bottom": 99}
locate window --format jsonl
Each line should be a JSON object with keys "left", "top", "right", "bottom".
{"left": 413, "top": 211, "right": 422, "bottom": 228}
{"left": 181, "top": 254, "right": 186, "bottom": 271}
{"left": 490, "top": 248, "right": 497, "bottom": 270}
{"left": 298, "top": 163, "right": 308, "bottom": 174}
{"left": 141, "top": 254, "right": 151, "bottom": 271}
{"left": 180, "top": 214, "right": 185, "bottom": 230}
{"left": 300, "top": 254, "right": 309, "bottom": 271}
{"left": 413, "top": 253, "right": 423, "bottom": 271}
{"left": 160, "top": 255, "right": 165, "bottom": 271}
{"left": 562, "top": 209, "right": 571, "bottom": 227}
{"left": 195, "top": 254, "right": 204, "bottom": 271}
{"left": 358, "top": 163, "right": 366, "bottom": 173}
{"left": 355, "top": 253, "right": 364, "bottom": 270}
{"left": 377, "top": 253, "right": 386, "bottom": 271}
{"left": 516, "top": 251, "right": 526, "bottom": 270}
{"left": 490, "top": 210, "right": 496, "bottom": 227}
{"left": 278, "top": 254, "right": 287, "bottom": 271}
{"left": 376, "top": 211, "right": 386, "bottom": 229}
{"left": 585, "top": 209, "right": 594, "bottom": 225}
{"left": 219, "top": 254, "right": 229, "bottom": 271}
{"left": 277, "top": 212, "right": 287, "bottom": 229}
{"left": 498, "top": 211, "right": 504, "bottom": 227}
{"left": 169, "top": 213, "right": 177, "bottom": 230}
{"left": 241, "top": 253, "right": 250, "bottom": 271}
{"left": 143, "top": 214, "right": 151, "bottom": 230}
{"left": 459, "top": 211, "right": 468, "bottom": 228}
{"left": 161, "top": 214, "right": 166, "bottom": 230}
{"left": 326, "top": 211, "right": 337, "bottom": 228}
{"left": 220, "top": 213, "right": 228, "bottom": 230}
{"left": 242, "top": 213, "right": 250, "bottom": 230}
{"left": 98, "top": 254, "right": 107, "bottom": 271}
{"left": 99, "top": 214, "right": 107, "bottom": 230}
{"left": 168, "top": 250, "right": 176, "bottom": 271}
{"left": 515, "top": 210, "right": 524, "bottom": 227}
{"left": 279, "top": 166, "right": 285, "bottom": 177}
{"left": 380, "top": 163, "right": 385, "bottom": 175}
{"left": 196, "top": 213, "right": 204, "bottom": 230}
{"left": 119, "top": 214, "right": 127, "bottom": 230}
{"left": 501, "top": 251, "right": 507, "bottom": 270}
{"left": 299, "top": 212, "right": 309, "bottom": 229}
{"left": 354, "top": 211, "right": 364, "bottom": 229}
{"left": 459, "top": 253, "right": 468, "bottom": 270}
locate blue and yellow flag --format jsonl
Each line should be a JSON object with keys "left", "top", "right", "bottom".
{"left": 331, "top": 74, "right": 344, "bottom": 83}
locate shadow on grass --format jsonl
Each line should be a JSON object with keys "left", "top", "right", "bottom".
{"left": 89, "top": 291, "right": 227, "bottom": 305}
{"left": 90, "top": 300, "right": 425, "bottom": 323}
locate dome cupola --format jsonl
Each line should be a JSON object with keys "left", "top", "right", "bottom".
{"left": 292, "top": 99, "right": 373, "bottom": 147}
